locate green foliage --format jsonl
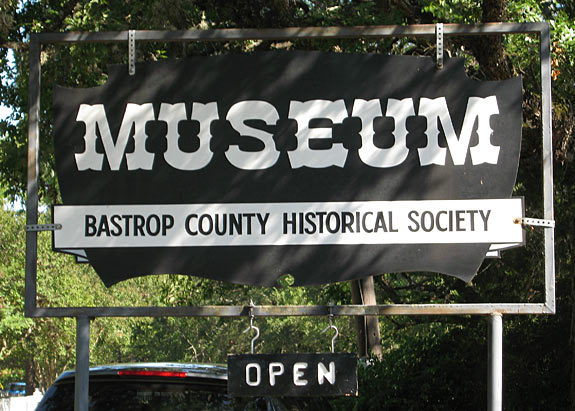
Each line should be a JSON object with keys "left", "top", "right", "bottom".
{"left": 422, "top": 0, "right": 482, "bottom": 23}
{"left": 126, "top": 275, "right": 356, "bottom": 363}
{"left": 332, "top": 321, "right": 487, "bottom": 410}
{"left": 0, "top": 202, "right": 358, "bottom": 387}
{"left": 0, "top": 205, "right": 162, "bottom": 389}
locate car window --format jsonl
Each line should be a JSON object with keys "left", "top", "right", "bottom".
{"left": 36, "top": 379, "right": 331, "bottom": 411}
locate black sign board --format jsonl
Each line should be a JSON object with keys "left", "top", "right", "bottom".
{"left": 227, "top": 353, "right": 358, "bottom": 397}
{"left": 52, "top": 51, "right": 524, "bottom": 286}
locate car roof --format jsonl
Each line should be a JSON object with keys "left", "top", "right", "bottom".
{"left": 54, "top": 362, "right": 227, "bottom": 383}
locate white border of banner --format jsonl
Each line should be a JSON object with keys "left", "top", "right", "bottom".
{"left": 53, "top": 198, "right": 524, "bottom": 249}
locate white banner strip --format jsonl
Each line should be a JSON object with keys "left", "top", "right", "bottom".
{"left": 53, "top": 199, "right": 524, "bottom": 249}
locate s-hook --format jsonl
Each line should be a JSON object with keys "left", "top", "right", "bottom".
{"left": 321, "top": 303, "right": 339, "bottom": 353}
{"left": 242, "top": 300, "right": 260, "bottom": 354}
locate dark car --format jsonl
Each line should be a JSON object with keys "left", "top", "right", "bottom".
{"left": 35, "top": 362, "right": 331, "bottom": 410}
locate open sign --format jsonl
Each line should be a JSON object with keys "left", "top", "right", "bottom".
{"left": 227, "top": 353, "right": 358, "bottom": 397}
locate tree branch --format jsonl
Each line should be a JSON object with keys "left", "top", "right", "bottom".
{"left": 0, "top": 41, "right": 27, "bottom": 50}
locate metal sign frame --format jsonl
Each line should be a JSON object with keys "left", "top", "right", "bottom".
{"left": 24, "top": 22, "right": 554, "bottom": 411}
{"left": 25, "top": 22, "right": 555, "bottom": 319}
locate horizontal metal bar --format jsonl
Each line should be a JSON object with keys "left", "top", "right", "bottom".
{"left": 25, "top": 224, "right": 62, "bottom": 232}
{"left": 443, "top": 22, "right": 547, "bottom": 34}
{"left": 32, "top": 22, "right": 546, "bottom": 45}
{"left": 27, "top": 303, "right": 552, "bottom": 318}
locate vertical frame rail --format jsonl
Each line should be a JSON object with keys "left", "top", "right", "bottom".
{"left": 540, "top": 23, "right": 555, "bottom": 313}
{"left": 25, "top": 36, "right": 40, "bottom": 317}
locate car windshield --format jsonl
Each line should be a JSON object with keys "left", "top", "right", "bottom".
{"left": 36, "top": 377, "right": 331, "bottom": 411}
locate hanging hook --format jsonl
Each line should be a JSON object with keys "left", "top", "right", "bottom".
{"left": 321, "top": 303, "right": 339, "bottom": 353}
{"left": 242, "top": 300, "right": 260, "bottom": 354}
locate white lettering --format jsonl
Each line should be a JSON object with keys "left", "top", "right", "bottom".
{"left": 293, "top": 362, "right": 308, "bottom": 386}
{"left": 75, "top": 104, "right": 104, "bottom": 170}
{"left": 287, "top": 100, "right": 348, "bottom": 168}
{"left": 468, "top": 96, "right": 500, "bottom": 164}
{"left": 226, "top": 100, "right": 280, "bottom": 170}
{"left": 75, "top": 103, "right": 155, "bottom": 171}
{"left": 245, "top": 363, "right": 261, "bottom": 387}
{"left": 73, "top": 96, "right": 501, "bottom": 171}
{"left": 317, "top": 361, "right": 336, "bottom": 385}
{"left": 268, "top": 362, "right": 284, "bottom": 386}
{"left": 160, "top": 102, "right": 218, "bottom": 170}
{"left": 353, "top": 98, "right": 414, "bottom": 168}
{"left": 418, "top": 96, "right": 500, "bottom": 166}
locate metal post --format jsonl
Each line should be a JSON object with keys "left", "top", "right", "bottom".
{"left": 540, "top": 22, "right": 556, "bottom": 314}
{"left": 487, "top": 313, "right": 503, "bottom": 411}
{"left": 75, "top": 317, "right": 90, "bottom": 411}
{"left": 25, "top": 35, "right": 40, "bottom": 316}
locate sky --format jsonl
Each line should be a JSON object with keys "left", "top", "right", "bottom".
{"left": 0, "top": 105, "right": 11, "bottom": 121}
